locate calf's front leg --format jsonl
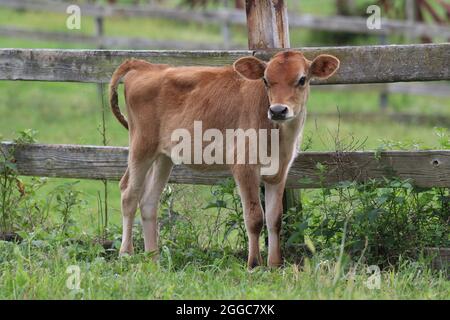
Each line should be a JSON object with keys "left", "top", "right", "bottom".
{"left": 264, "top": 178, "right": 286, "bottom": 267}
{"left": 233, "top": 166, "right": 264, "bottom": 269}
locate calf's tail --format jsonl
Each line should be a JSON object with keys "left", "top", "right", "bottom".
{"left": 109, "top": 59, "right": 149, "bottom": 130}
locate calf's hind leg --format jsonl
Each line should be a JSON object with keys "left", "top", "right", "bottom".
{"left": 119, "top": 152, "right": 154, "bottom": 255}
{"left": 139, "top": 155, "right": 173, "bottom": 259}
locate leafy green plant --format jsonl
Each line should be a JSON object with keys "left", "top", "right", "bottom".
{"left": 286, "top": 178, "right": 449, "bottom": 267}
{"left": 96, "top": 190, "right": 109, "bottom": 241}
{"left": 97, "top": 84, "right": 110, "bottom": 241}
{"left": 0, "top": 130, "right": 86, "bottom": 238}
{"left": 0, "top": 129, "right": 38, "bottom": 234}
{"left": 284, "top": 122, "right": 450, "bottom": 267}
{"left": 14, "top": 177, "right": 50, "bottom": 232}
{"left": 0, "top": 145, "right": 18, "bottom": 233}
{"left": 52, "top": 182, "right": 84, "bottom": 236}
{"left": 205, "top": 179, "right": 247, "bottom": 249}
{"left": 434, "top": 127, "right": 450, "bottom": 149}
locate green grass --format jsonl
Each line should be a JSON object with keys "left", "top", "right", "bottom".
{"left": 0, "top": 240, "right": 448, "bottom": 299}
{"left": 0, "top": 2, "right": 449, "bottom": 300}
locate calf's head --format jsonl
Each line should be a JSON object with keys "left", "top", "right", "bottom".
{"left": 233, "top": 51, "right": 340, "bottom": 122}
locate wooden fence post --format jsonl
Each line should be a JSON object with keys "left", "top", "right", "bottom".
{"left": 245, "top": 0, "right": 290, "bottom": 49}
{"left": 244, "top": 0, "right": 302, "bottom": 231}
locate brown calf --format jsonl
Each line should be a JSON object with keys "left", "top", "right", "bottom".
{"left": 109, "top": 51, "right": 339, "bottom": 269}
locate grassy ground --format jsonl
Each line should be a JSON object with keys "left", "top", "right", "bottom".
{"left": 0, "top": 2, "right": 449, "bottom": 299}
{"left": 1, "top": 241, "right": 448, "bottom": 299}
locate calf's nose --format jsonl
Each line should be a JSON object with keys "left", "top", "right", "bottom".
{"left": 269, "top": 104, "right": 288, "bottom": 120}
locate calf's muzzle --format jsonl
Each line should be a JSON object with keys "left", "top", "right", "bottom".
{"left": 268, "top": 104, "right": 289, "bottom": 121}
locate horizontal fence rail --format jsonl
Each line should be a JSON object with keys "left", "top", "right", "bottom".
{"left": 0, "top": 26, "right": 238, "bottom": 50}
{"left": 316, "top": 82, "right": 450, "bottom": 98}
{"left": 2, "top": 0, "right": 450, "bottom": 39}
{"left": 1, "top": 142, "right": 449, "bottom": 188}
{"left": 309, "top": 111, "right": 450, "bottom": 127}
{"left": 0, "top": 49, "right": 252, "bottom": 83}
{"left": 1, "top": 44, "right": 449, "bottom": 84}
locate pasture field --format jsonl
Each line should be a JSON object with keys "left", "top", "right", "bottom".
{"left": 0, "top": 2, "right": 449, "bottom": 299}
{"left": 1, "top": 242, "right": 449, "bottom": 299}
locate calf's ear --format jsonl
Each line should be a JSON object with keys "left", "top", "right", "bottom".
{"left": 233, "top": 56, "right": 267, "bottom": 80}
{"left": 309, "top": 54, "right": 340, "bottom": 80}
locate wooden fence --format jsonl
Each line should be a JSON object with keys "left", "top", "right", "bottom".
{"left": 1, "top": 142, "right": 449, "bottom": 188}
{"left": 0, "top": 43, "right": 449, "bottom": 188}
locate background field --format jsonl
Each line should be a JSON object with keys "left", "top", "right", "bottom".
{"left": 0, "top": 0, "right": 449, "bottom": 299}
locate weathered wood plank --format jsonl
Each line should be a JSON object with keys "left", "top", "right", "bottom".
{"left": 1, "top": 0, "right": 449, "bottom": 38}
{"left": 309, "top": 112, "right": 450, "bottom": 127}
{"left": 0, "top": 44, "right": 449, "bottom": 84}
{"left": 386, "top": 82, "right": 450, "bottom": 97}
{"left": 245, "top": 0, "right": 290, "bottom": 49}
{"left": 1, "top": 143, "right": 449, "bottom": 188}
{"left": 0, "top": 26, "right": 241, "bottom": 50}
{"left": 315, "top": 82, "right": 450, "bottom": 98}
{"left": 0, "top": 49, "right": 252, "bottom": 83}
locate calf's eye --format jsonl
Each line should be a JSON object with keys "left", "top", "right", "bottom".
{"left": 297, "top": 76, "right": 306, "bottom": 87}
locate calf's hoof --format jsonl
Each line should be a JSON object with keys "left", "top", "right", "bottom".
{"left": 247, "top": 255, "right": 263, "bottom": 270}
{"left": 145, "top": 250, "right": 159, "bottom": 262}
{"left": 267, "top": 258, "right": 284, "bottom": 269}
{"left": 119, "top": 246, "right": 134, "bottom": 257}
